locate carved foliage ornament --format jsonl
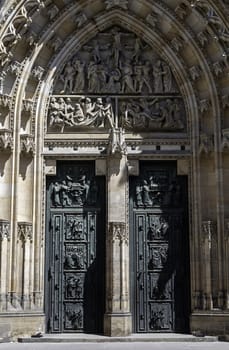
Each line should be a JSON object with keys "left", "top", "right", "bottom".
{"left": 0, "top": 129, "right": 13, "bottom": 151}
{"left": 18, "top": 222, "right": 33, "bottom": 242}
{"left": 109, "top": 222, "right": 128, "bottom": 245}
{"left": 0, "top": 219, "right": 10, "bottom": 240}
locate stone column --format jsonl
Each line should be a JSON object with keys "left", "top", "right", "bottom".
{"left": 17, "top": 222, "right": 33, "bottom": 309}
{"left": 104, "top": 153, "right": 131, "bottom": 336}
{"left": 0, "top": 220, "right": 10, "bottom": 311}
{"left": 201, "top": 220, "right": 217, "bottom": 309}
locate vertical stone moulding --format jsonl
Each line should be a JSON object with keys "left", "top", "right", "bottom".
{"left": 17, "top": 222, "right": 33, "bottom": 310}
{"left": 201, "top": 220, "right": 217, "bottom": 310}
{"left": 0, "top": 220, "right": 10, "bottom": 312}
{"left": 225, "top": 219, "right": 229, "bottom": 309}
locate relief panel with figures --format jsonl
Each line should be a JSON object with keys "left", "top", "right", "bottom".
{"left": 46, "top": 27, "right": 186, "bottom": 134}
{"left": 130, "top": 162, "right": 190, "bottom": 333}
{"left": 45, "top": 161, "right": 105, "bottom": 333}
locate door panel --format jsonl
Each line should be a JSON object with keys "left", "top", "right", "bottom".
{"left": 130, "top": 161, "right": 190, "bottom": 333}
{"left": 45, "top": 161, "right": 105, "bottom": 334}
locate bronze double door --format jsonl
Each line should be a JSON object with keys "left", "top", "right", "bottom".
{"left": 45, "top": 160, "right": 190, "bottom": 334}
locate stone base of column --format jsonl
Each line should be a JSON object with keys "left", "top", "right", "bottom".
{"left": 191, "top": 311, "right": 229, "bottom": 335}
{"left": 104, "top": 312, "right": 132, "bottom": 336}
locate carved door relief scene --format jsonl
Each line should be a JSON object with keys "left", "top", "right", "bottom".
{"left": 45, "top": 161, "right": 105, "bottom": 333}
{"left": 130, "top": 162, "right": 190, "bottom": 333}
{"left": 47, "top": 27, "right": 186, "bottom": 133}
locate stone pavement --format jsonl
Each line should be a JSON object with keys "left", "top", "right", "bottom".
{"left": 1, "top": 342, "right": 229, "bottom": 350}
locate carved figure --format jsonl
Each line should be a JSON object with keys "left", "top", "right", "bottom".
{"left": 62, "top": 62, "right": 74, "bottom": 93}
{"left": 107, "top": 68, "right": 121, "bottom": 92}
{"left": 66, "top": 309, "right": 83, "bottom": 329}
{"left": 148, "top": 246, "right": 168, "bottom": 269}
{"left": 73, "top": 60, "right": 85, "bottom": 92}
{"left": 149, "top": 309, "right": 165, "bottom": 330}
{"left": 142, "top": 180, "right": 153, "bottom": 206}
{"left": 120, "top": 60, "right": 135, "bottom": 93}
{"left": 136, "top": 183, "right": 143, "bottom": 206}
{"left": 162, "top": 62, "right": 172, "bottom": 92}
{"left": 52, "top": 182, "right": 61, "bottom": 206}
{"left": 59, "top": 180, "right": 71, "bottom": 206}
{"left": 88, "top": 62, "right": 99, "bottom": 92}
{"left": 66, "top": 276, "right": 82, "bottom": 298}
{"left": 112, "top": 31, "right": 122, "bottom": 67}
{"left": 153, "top": 60, "right": 164, "bottom": 93}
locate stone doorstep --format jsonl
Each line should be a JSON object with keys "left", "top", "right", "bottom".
{"left": 18, "top": 333, "right": 218, "bottom": 343}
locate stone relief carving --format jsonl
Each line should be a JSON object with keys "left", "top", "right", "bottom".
{"left": 47, "top": 27, "right": 186, "bottom": 134}
{"left": 120, "top": 98, "right": 184, "bottom": 131}
{"left": 48, "top": 96, "right": 114, "bottom": 132}
{"left": 51, "top": 173, "right": 99, "bottom": 207}
{"left": 65, "top": 274, "right": 83, "bottom": 299}
{"left": 66, "top": 306, "right": 83, "bottom": 330}
{"left": 64, "top": 245, "right": 87, "bottom": 270}
{"left": 135, "top": 177, "right": 181, "bottom": 208}
{"left": 148, "top": 245, "right": 168, "bottom": 269}
{"left": 147, "top": 216, "right": 169, "bottom": 241}
{"left": 54, "top": 28, "right": 178, "bottom": 95}
{"left": 66, "top": 216, "right": 86, "bottom": 240}
{"left": 149, "top": 305, "right": 171, "bottom": 330}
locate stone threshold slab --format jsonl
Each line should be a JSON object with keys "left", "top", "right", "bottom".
{"left": 18, "top": 333, "right": 218, "bottom": 343}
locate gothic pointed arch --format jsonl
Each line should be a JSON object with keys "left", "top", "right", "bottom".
{"left": 0, "top": 0, "right": 229, "bottom": 339}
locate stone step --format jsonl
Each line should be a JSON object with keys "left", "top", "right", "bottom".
{"left": 18, "top": 333, "right": 218, "bottom": 343}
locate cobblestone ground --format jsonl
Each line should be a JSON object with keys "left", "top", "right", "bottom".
{"left": 1, "top": 343, "right": 229, "bottom": 350}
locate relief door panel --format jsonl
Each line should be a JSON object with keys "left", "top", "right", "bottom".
{"left": 46, "top": 162, "right": 105, "bottom": 334}
{"left": 130, "top": 162, "right": 190, "bottom": 333}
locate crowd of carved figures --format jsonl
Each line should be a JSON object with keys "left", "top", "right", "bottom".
{"left": 56, "top": 29, "right": 177, "bottom": 95}
{"left": 48, "top": 96, "right": 185, "bottom": 131}
{"left": 135, "top": 177, "right": 181, "bottom": 207}
{"left": 51, "top": 174, "right": 98, "bottom": 207}
{"left": 48, "top": 96, "right": 114, "bottom": 131}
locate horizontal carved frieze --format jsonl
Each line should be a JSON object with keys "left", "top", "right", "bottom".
{"left": 47, "top": 95, "right": 185, "bottom": 133}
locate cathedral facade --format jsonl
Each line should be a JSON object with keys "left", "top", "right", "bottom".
{"left": 0, "top": 0, "right": 229, "bottom": 339}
